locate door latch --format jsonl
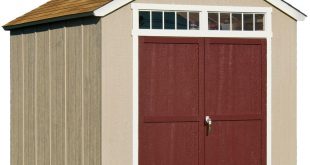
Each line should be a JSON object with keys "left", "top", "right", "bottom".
{"left": 205, "top": 116, "right": 212, "bottom": 135}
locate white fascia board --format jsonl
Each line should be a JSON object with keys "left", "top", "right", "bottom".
{"left": 265, "top": 0, "right": 306, "bottom": 21}
{"left": 94, "top": 0, "right": 133, "bottom": 16}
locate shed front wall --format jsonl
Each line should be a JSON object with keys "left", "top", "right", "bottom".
{"left": 101, "top": 1, "right": 297, "bottom": 165}
{"left": 11, "top": 17, "right": 102, "bottom": 165}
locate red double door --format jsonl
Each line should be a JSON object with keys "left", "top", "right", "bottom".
{"left": 139, "top": 37, "right": 266, "bottom": 165}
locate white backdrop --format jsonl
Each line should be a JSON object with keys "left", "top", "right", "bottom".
{"left": 0, "top": 0, "right": 309, "bottom": 164}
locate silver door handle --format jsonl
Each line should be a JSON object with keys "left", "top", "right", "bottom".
{"left": 205, "top": 116, "right": 212, "bottom": 135}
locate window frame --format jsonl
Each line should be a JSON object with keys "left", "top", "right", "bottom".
{"left": 132, "top": 3, "right": 272, "bottom": 38}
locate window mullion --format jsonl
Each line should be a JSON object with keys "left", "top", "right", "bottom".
{"left": 201, "top": 11, "right": 208, "bottom": 32}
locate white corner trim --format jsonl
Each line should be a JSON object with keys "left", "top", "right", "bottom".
{"left": 265, "top": 0, "right": 306, "bottom": 21}
{"left": 267, "top": 37, "right": 272, "bottom": 165}
{"left": 94, "top": 0, "right": 133, "bottom": 16}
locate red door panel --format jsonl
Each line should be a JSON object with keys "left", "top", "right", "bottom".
{"left": 139, "top": 37, "right": 266, "bottom": 165}
{"left": 205, "top": 120, "right": 262, "bottom": 165}
{"left": 205, "top": 39, "right": 265, "bottom": 116}
{"left": 139, "top": 37, "right": 205, "bottom": 165}
{"left": 204, "top": 38, "right": 266, "bottom": 165}
{"left": 140, "top": 123, "right": 199, "bottom": 165}
{"left": 141, "top": 40, "right": 199, "bottom": 117}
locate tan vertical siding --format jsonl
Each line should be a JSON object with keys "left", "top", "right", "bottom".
{"left": 83, "top": 18, "right": 102, "bottom": 165}
{"left": 10, "top": 17, "right": 102, "bottom": 165}
{"left": 36, "top": 25, "right": 51, "bottom": 165}
{"left": 50, "top": 22, "right": 66, "bottom": 165}
{"left": 11, "top": 30, "right": 24, "bottom": 165}
{"left": 66, "top": 20, "right": 83, "bottom": 165}
{"left": 23, "top": 28, "right": 36, "bottom": 165}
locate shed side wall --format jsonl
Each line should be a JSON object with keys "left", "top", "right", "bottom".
{"left": 10, "top": 17, "right": 102, "bottom": 165}
{"left": 101, "top": 0, "right": 297, "bottom": 165}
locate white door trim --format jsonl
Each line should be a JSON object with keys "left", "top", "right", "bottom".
{"left": 131, "top": 3, "right": 273, "bottom": 165}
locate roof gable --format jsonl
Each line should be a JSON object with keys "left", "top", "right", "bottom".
{"left": 3, "top": 0, "right": 306, "bottom": 30}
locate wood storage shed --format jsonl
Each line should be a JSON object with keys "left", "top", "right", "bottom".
{"left": 3, "top": 0, "right": 306, "bottom": 165}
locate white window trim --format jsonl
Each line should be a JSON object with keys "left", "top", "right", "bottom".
{"left": 132, "top": 3, "right": 273, "bottom": 38}
{"left": 131, "top": 3, "right": 273, "bottom": 165}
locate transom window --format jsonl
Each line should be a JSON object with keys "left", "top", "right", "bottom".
{"left": 132, "top": 4, "right": 272, "bottom": 38}
{"left": 139, "top": 11, "right": 200, "bottom": 30}
{"left": 208, "top": 12, "right": 265, "bottom": 31}
{"left": 138, "top": 10, "right": 266, "bottom": 32}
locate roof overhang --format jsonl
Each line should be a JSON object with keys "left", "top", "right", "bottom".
{"left": 3, "top": 12, "right": 94, "bottom": 30}
{"left": 94, "top": 0, "right": 307, "bottom": 21}
{"left": 265, "top": 0, "right": 306, "bottom": 21}
{"left": 94, "top": 0, "right": 133, "bottom": 16}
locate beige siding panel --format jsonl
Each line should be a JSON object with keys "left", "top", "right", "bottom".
{"left": 271, "top": 9, "right": 297, "bottom": 165}
{"left": 66, "top": 20, "right": 83, "bottom": 165}
{"left": 50, "top": 23, "right": 66, "bottom": 165}
{"left": 83, "top": 18, "right": 102, "bottom": 165}
{"left": 23, "top": 28, "right": 36, "bottom": 165}
{"left": 36, "top": 25, "right": 51, "bottom": 165}
{"left": 11, "top": 30, "right": 24, "bottom": 165}
{"left": 101, "top": 4, "right": 133, "bottom": 165}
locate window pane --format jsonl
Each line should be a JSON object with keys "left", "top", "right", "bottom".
{"left": 139, "top": 11, "right": 150, "bottom": 29}
{"left": 220, "top": 13, "right": 230, "bottom": 30}
{"left": 255, "top": 14, "right": 265, "bottom": 31}
{"left": 164, "top": 12, "right": 175, "bottom": 29}
{"left": 152, "top": 11, "right": 163, "bottom": 29}
{"left": 208, "top": 13, "right": 219, "bottom": 30}
{"left": 244, "top": 14, "right": 254, "bottom": 31}
{"left": 177, "top": 12, "right": 188, "bottom": 30}
{"left": 232, "top": 13, "right": 242, "bottom": 31}
{"left": 189, "top": 12, "right": 199, "bottom": 30}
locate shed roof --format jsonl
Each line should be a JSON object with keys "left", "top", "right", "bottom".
{"left": 4, "top": 0, "right": 111, "bottom": 29}
{"left": 3, "top": 0, "right": 307, "bottom": 30}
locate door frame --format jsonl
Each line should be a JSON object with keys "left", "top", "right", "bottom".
{"left": 131, "top": 3, "right": 273, "bottom": 165}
